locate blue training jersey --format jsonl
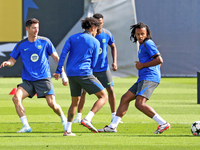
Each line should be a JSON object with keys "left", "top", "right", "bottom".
{"left": 137, "top": 39, "right": 161, "bottom": 83}
{"left": 10, "top": 36, "right": 56, "bottom": 81}
{"left": 56, "top": 32, "right": 100, "bottom": 76}
{"left": 93, "top": 28, "right": 115, "bottom": 72}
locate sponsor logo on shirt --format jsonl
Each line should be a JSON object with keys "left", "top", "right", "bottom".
{"left": 30, "top": 53, "right": 39, "bottom": 62}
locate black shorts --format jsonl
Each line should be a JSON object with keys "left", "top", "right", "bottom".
{"left": 18, "top": 78, "right": 55, "bottom": 98}
{"left": 68, "top": 75, "right": 104, "bottom": 97}
{"left": 93, "top": 69, "right": 114, "bottom": 88}
{"left": 128, "top": 80, "right": 159, "bottom": 100}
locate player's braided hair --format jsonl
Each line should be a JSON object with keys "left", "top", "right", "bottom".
{"left": 130, "top": 22, "right": 152, "bottom": 43}
{"left": 25, "top": 18, "right": 39, "bottom": 27}
{"left": 81, "top": 17, "right": 100, "bottom": 29}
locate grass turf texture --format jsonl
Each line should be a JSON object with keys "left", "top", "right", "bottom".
{"left": 0, "top": 77, "right": 199, "bottom": 150}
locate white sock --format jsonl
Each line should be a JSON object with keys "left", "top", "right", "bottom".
{"left": 109, "top": 116, "right": 121, "bottom": 128}
{"left": 76, "top": 113, "right": 82, "bottom": 119}
{"left": 66, "top": 122, "right": 72, "bottom": 132}
{"left": 84, "top": 111, "right": 94, "bottom": 122}
{"left": 20, "top": 116, "right": 29, "bottom": 127}
{"left": 112, "top": 112, "right": 116, "bottom": 118}
{"left": 152, "top": 114, "right": 166, "bottom": 125}
{"left": 60, "top": 114, "right": 67, "bottom": 122}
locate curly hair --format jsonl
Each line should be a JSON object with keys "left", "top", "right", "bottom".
{"left": 81, "top": 17, "right": 100, "bottom": 29}
{"left": 130, "top": 22, "right": 152, "bottom": 43}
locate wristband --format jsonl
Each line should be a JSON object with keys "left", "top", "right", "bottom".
{"left": 61, "top": 72, "right": 68, "bottom": 82}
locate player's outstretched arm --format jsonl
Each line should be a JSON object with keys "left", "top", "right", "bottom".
{"left": 0, "top": 57, "right": 16, "bottom": 68}
{"left": 51, "top": 52, "right": 68, "bottom": 86}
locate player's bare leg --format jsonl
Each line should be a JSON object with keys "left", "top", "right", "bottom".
{"left": 72, "top": 90, "right": 86, "bottom": 123}
{"left": 81, "top": 90, "right": 108, "bottom": 132}
{"left": 116, "top": 91, "right": 135, "bottom": 118}
{"left": 46, "top": 95, "right": 64, "bottom": 116}
{"left": 12, "top": 86, "right": 29, "bottom": 117}
{"left": 46, "top": 95, "right": 67, "bottom": 131}
{"left": 90, "top": 89, "right": 108, "bottom": 113}
{"left": 106, "top": 86, "right": 116, "bottom": 113}
{"left": 78, "top": 90, "right": 86, "bottom": 113}
{"left": 67, "top": 97, "right": 80, "bottom": 122}
{"left": 135, "top": 95, "right": 156, "bottom": 118}
{"left": 12, "top": 86, "right": 32, "bottom": 133}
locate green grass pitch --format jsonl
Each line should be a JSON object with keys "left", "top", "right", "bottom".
{"left": 0, "top": 77, "right": 199, "bottom": 150}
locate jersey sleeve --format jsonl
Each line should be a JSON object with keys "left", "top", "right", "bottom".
{"left": 107, "top": 30, "right": 115, "bottom": 46}
{"left": 46, "top": 39, "right": 56, "bottom": 56}
{"left": 145, "top": 40, "right": 160, "bottom": 57}
{"left": 56, "top": 38, "right": 71, "bottom": 74}
{"left": 10, "top": 43, "right": 20, "bottom": 60}
{"left": 91, "top": 39, "right": 100, "bottom": 69}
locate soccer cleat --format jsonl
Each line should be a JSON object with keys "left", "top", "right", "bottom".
{"left": 153, "top": 122, "right": 170, "bottom": 134}
{"left": 17, "top": 125, "right": 32, "bottom": 133}
{"left": 98, "top": 125, "right": 117, "bottom": 133}
{"left": 63, "top": 131, "right": 76, "bottom": 136}
{"left": 62, "top": 118, "right": 67, "bottom": 131}
{"left": 81, "top": 118, "right": 98, "bottom": 133}
{"left": 72, "top": 117, "right": 81, "bottom": 123}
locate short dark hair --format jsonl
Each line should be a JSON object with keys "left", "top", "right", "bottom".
{"left": 25, "top": 18, "right": 39, "bottom": 28}
{"left": 130, "top": 22, "right": 152, "bottom": 43}
{"left": 81, "top": 17, "right": 100, "bottom": 29}
{"left": 93, "top": 13, "right": 103, "bottom": 19}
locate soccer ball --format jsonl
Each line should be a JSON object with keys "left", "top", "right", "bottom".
{"left": 191, "top": 121, "right": 200, "bottom": 136}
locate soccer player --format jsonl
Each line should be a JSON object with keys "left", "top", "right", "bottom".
{"left": 0, "top": 18, "right": 68, "bottom": 133}
{"left": 53, "top": 17, "right": 108, "bottom": 136}
{"left": 73, "top": 13, "right": 121, "bottom": 123}
{"left": 98, "top": 22, "right": 170, "bottom": 134}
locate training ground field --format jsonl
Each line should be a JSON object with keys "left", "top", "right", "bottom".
{"left": 0, "top": 77, "right": 199, "bottom": 150}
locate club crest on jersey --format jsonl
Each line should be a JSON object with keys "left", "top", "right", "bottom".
{"left": 139, "top": 49, "right": 141, "bottom": 53}
{"left": 38, "top": 45, "right": 42, "bottom": 49}
{"left": 102, "top": 39, "right": 106, "bottom": 43}
{"left": 31, "top": 53, "right": 39, "bottom": 62}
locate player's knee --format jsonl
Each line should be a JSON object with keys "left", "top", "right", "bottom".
{"left": 135, "top": 101, "right": 143, "bottom": 110}
{"left": 106, "top": 87, "right": 114, "bottom": 95}
{"left": 120, "top": 94, "right": 131, "bottom": 104}
{"left": 12, "top": 95, "right": 20, "bottom": 104}
{"left": 48, "top": 102, "right": 57, "bottom": 109}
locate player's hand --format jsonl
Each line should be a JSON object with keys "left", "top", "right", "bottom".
{"left": 135, "top": 61, "right": 143, "bottom": 70}
{"left": 62, "top": 78, "right": 68, "bottom": 86}
{"left": 53, "top": 73, "right": 60, "bottom": 80}
{"left": 0, "top": 61, "right": 11, "bottom": 68}
{"left": 112, "top": 63, "right": 117, "bottom": 71}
